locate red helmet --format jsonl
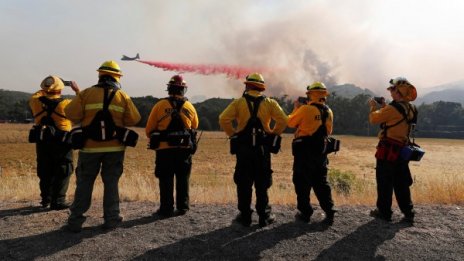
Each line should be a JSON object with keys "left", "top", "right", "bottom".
{"left": 167, "top": 75, "right": 187, "bottom": 87}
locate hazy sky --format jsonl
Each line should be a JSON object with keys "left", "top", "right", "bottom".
{"left": 1, "top": 0, "right": 463, "bottom": 99}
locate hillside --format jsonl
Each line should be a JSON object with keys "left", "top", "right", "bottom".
{"left": 328, "top": 84, "right": 376, "bottom": 99}
{"left": 418, "top": 80, "right": 464, "bottom": 105}
{"left": 417, "top": 88, "right": 464, "bottom": 105}
{"left": 0, "top": 89, "right": 31, "bottom": 102}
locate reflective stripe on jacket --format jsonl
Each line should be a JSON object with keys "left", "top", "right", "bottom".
{"left": 219, "top": 90, "right": 288, "bottom": 137}
{"left": 65, "top": 86, "right": 141, "bottom": 152}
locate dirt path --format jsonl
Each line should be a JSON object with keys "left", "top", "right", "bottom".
{"left": 0, "top": 201, "right": 463, "bottom": 260}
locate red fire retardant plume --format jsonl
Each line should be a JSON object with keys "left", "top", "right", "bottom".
{"left": 137, "top": 60, "right": 268, "bottom": 79}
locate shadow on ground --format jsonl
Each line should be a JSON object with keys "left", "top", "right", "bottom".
{"left": 315, "top": 220, "right": 411, "bottom": 260}
{"left": 0, "top": 214, "right": 160, "bottom": 260}
{"left": 134, "top": 220, "right": 331, "bottom": 260}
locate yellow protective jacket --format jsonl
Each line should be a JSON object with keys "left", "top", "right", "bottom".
{"left": 369, "top": 102, "right": 415, "bottom": 143}
{"left": 29, "top": 90, "right": 72, "bottom": 131}
{"left": 145, "top": 97, "right": 199, "bottom": 150}
{"left": 218, "top": 90, "right": 288, "bottom": 137}
{"left": 288, "top": 101, "right": 333, "bottom": 138}
{"left": 65, "top": 86, "right": 141, "bottom": 153}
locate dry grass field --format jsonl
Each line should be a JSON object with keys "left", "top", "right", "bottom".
{"left": 0, "top": 123, "right": 463, "bottom": 206}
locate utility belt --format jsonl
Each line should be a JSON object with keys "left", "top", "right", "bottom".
{"left": 229, "top": 129, "right": 281, "bottom": 155}
{"left": 292, "top": 135, "right": 340, "bottom": 156}
{"left": 375, "top": 138, "right": 406, "bottom": 162}
{"left": 148, "top": 129, "right": 197, "bottom": 152}
{"left": 376, "top": 138, "right": 425, "bottom": 162}
{"left": 69, "top": 126, "right": 139, "bottom": 150}
{"left": 28, "top": 125, "right": 70, "bottom": 145}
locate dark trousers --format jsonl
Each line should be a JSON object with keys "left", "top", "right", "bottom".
{"left": 293, "top": 151, "right": 334, "bottom": 216}
{"left": 68, "top": 151, "right": 125, "bottom": 226}
{"left": 234, "top": 143, "right": 273, "bottom": 218}
{"left": 36, "top": 142, "right": 73, "bottom": 205}
{"left": 376, "top": 159, "right": 414, "bottom": 217}
{"left": 155, "top": 149, "right": 192, "bottom": 213}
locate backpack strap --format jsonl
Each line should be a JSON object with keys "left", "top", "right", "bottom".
{"left": 243, "top": 93, "right": 265, "bottom": 124}
{"left": 36, "top": 96, "right": 66, "bottom": 124}
{"left": 390, "top": 102, "right": 417, "bottom": 125}
{"left": 156, "top": 97, "right": 186, "bottom": 125}
{"left": 381, "top": 101, "right": 417, "bottom": 139}
{"left": 310, "top": 103, "right": 330, "bottom": 135}
{"left": 241, "top": 93, "right": 266, "bottom": 147}
{"left": 162, "top": 97, "right": 188, "bottom": 132}
{"left": 102, "top": 87, "right": 118, "bottom": 112}
{"left": 32, "top": 110, "right": 46, "bottom": 119}
{"left": 167, "top": 97, "right": 186, "bottom": 112}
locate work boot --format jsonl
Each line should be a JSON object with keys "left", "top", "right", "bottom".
{"left": 153, "top": 209, "right": 174, "bottom": 219}
{"left": 50, "top": 202, "right": 70, "bottom": 210}
{"left": 65, "top": 223, "right": 82, "bottom": 233}
{"left": 234, "top": 212, "right": 252, "bottom": 227}
{"left": 295, "top": 212, "right": 311, "bottom": 223}
{"left": 175, "top": 209, "right": 189, "bottom": 216}
{"left": 323, "top": 210, "right": 336, "bottom": 225}
{"left": 103, "top": 216, "right": 123, "bottom": 230}
{"left": 40, "top": 199, "right": 50, "bottom": 208}
{"left": 370, "top": 209, "right": 392, "bottom": 222}
{"left": 402, "top": 210, "right": 415, "bottom": 224}
{"left": 259, "top": 213, "right": 276, "bottom": 227}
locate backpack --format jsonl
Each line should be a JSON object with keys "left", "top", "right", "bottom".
{"left": 229, "top": 94, "right": 266, "bottom": 154}
{"left": 292, "top": 103, "right": 340, "bottom": 155}
{"left": 28, "top": 96, "right": 69, "bottom": 143}
{"left": 149, "top": 97, "right": 197, "bottom": 152}
{"left": 84, "top": 87, "right": 118, "bottom": 141}
{"left": 164, "top": 97, "right": 193, "bottom": 146}
{"left": 310, "top": 103, "right": 330, "bottom": 140}
{"left": 310, "top": 103, "right": 340, "bottom": 154}
{"left": 242, "top": 93, "right": 266, "bottom": 144}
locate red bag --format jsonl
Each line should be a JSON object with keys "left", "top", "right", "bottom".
{"left": 375, "top": 138, "right": 405, "bottom": 162}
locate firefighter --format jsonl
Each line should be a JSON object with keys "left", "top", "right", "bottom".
{"left": 65, "top": 61, "right": 141, "bottom": 232}
{"left": 146, "top": 75, "right": 199, "bottom": 217}
{"left": 287, "top": 82, "right": 336, "bottom": 224}
{"left": 219, "top": 73, "right": 288, "bottom": 227}
{"left": 368, "top": 77, "right": 417, "bottom": 223}
{"left": 29, "top": 76, "right": 80, "bottom": 210}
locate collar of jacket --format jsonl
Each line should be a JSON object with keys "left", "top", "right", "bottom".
{"left": 244, "top": 90, "right": 262, "bottom": 97}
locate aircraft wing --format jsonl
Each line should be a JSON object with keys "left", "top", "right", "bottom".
{"left": 121, "top": 53, "right": 140, "bottom": 61}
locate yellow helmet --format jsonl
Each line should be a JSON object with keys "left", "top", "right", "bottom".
{"left": 97, "top": 60, "right": 123, "bottom": 77}
{"left": 40, "top": 75, "right": 64, "bottom": 99}
{"left": 306, "top": 81, "right": 329, "bottom": 100}
{"left": 307, "top": 82, "right": 327, "bottom": 91}
{"left": 388, "top": 77, "right": 417, "bottom": 101}
{"left": 244, "top": 73, "right": 266, "bottom": 90}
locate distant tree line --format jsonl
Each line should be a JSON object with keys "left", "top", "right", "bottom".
{"left": 0, "top": 89, "right": 463, "bottom": 138}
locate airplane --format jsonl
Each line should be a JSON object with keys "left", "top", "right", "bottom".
{"left": 121, "top": 53, "right": 140, "bottom": 61}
